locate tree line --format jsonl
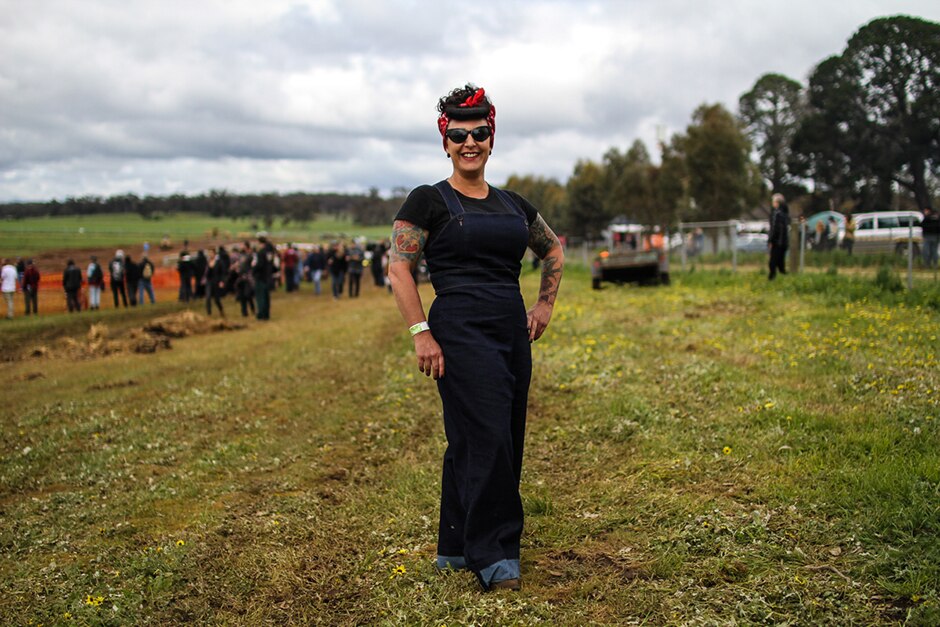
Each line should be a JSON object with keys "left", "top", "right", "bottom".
{"left": 508, "top": 14, "right": 938, "bottom": 239}
{"left": 0, "top": 188, "right": 406, "bottom": 228}
{"left": 1, "top": 16, "right": 935, "bottom": 241}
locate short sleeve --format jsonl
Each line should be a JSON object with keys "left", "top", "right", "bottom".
{"left": 394, "top": 186, "right": 436, "bottom": 231}
{"left": 505, "top": 190, "right": 539, "bottom": 224}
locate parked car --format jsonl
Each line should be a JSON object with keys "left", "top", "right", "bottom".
{"left": 851, "top": 211, "right": 923, "bottom": 256}
{"left": 735, "top": 221, "right": 769, "bottom": 252}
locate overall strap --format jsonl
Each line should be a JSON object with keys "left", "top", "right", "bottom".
{"left": 434, "top": 180, "right": 465, "bottom": 219}
{"left": 492, "top": 187, "right": 529, "bottom": 226}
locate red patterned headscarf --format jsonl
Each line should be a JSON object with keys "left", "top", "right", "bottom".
{"left": 437, "top": 87, "right": 496, "bottom": 150}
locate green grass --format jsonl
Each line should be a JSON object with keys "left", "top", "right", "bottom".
{"left": 0, "top": 213, "right": 393, "bottom": 257}
{"left": 1, "top": 266, "right": 938, "bottom": 625}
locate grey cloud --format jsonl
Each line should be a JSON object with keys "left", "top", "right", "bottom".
{"left": 1, "top": 0, "right": 939, "bottom": 202}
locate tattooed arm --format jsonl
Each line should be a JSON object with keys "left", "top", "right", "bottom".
{"left": 526, "top": 214, "right": 565, "bottom": 342}
{"left": 388, "top": 219, "right": 445, "bottom": 379}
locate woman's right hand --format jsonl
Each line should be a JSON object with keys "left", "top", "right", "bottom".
{"left": 414, "top": 332, "right": 445, "bottom": 379}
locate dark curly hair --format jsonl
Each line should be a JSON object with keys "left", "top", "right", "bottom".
{"left": 437, "top": 83, "right": 492, "bottom": 115}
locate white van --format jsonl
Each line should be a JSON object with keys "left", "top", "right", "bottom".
{"left": 851, "top": 211, "right": 922, "bottom": 255}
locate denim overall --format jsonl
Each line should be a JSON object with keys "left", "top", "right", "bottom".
{"left": 427, "top": 180, "right": 532, "bottom": 589}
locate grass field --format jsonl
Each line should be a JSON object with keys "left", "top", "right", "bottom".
{"left": 0, "top": 213, "right": 392, "bottom": 258}
{"left": 1, "top": 265, "right": 938, "bottom": 625}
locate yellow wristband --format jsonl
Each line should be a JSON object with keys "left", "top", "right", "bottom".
{"left": 409, "top": 321, "right": 430, "bottom": 336}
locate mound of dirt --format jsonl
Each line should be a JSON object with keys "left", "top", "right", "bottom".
{"left": 144, "top": 310, "right": 245, "bottom": 338}
{"left": 25, "top": 311, "right": 245, "bottom": 361}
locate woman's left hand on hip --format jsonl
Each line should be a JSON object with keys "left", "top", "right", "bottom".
{"left": 526, "top": 301, "right": 553, "bottom": 342}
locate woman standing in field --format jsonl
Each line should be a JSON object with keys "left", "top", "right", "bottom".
{"left": 388, "top": 84, "right": 564, "bottom": 591}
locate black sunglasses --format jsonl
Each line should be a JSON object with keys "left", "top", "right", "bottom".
{"left": 445, "top": 125, "right": 492, "bottom": 144}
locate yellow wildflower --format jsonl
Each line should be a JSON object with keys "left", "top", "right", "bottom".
{"left": 176, "top": 540, "right": 185, "bottom": 547}
{"left": 723, "top": 446, "right": 732, "bottom": 456}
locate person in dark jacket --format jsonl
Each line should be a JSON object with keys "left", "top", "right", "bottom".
{"left": 347, "top": 241, "right": 364, "bottom": 298}
{"left": 218, "top": 245, "right": 231, "bottom": 281}
{"left": 327, "top": 242, "right": 347, "bottom": 299}
{"left": 921, "top": 206, "right": 939, "bottom": 269}
{"left": 305, "top": 245, "right": 327, "bottom": 295}
{"left": 768, "top": 193, "right": 790, "bottom": 280}
{"left": 205, "top": 248, "right": 228, "bottom": 317}
{"left": 124, "top": 254, "right": 140, "bottom": 306}
{"left": 109, "top": 250, "right": 128, "bottom": 307}
{"left": 177, "top": 250, "right": 194, "bottom": 302}
{"left": 22, "top": 259, "right": 40, "bottom": 315}
{"left": 63, "top": 259, "right": 83, "bottom": 313}
{"left": 252, "top": 234, "right": 276, "bottom": 320}
{"left": 370, "top": 240, "right": 389, "bottom": 288}
{"left": 193, "top": 250, "right": 208, "bottom": 299}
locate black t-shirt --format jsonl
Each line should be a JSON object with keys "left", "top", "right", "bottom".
{"left": 394, "top": 184, "right": 539, "bottom": 245}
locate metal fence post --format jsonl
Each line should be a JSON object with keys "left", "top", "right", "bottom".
{"left": 731, "top": 224, "right": 738, "bottom": 273}
{"left": 679, "top": 224, "right": 687, "bottom": 272}
{"left": 799, "top": 221, "right": 806, "bottom": 274}
{"left": 907, "top": 222, "right": 914, "bottom": 290}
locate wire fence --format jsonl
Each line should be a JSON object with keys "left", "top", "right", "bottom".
{"left": 674, "top": 219, "right": 933, "bottom": 289}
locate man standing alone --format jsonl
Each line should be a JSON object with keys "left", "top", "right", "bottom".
{"left": 768, "top": 193, "right": 790, "bottom": 280}
{"left": 921, "top": 207, "right": 939, "bottom": 269}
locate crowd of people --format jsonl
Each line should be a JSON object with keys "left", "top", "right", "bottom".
{"left": 205, "top": 235, "right": 393, "bottom": 321}
{"left": 1, "top": 251, "right": 160, "bottom": 318}
{"left": 0, "top": 234, "right": 395, "bottom": 321}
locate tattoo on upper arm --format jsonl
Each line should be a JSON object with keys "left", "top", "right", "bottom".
{"left": 528, "top": 214, "right": 560, "bottom": 259}
{"left": 390, "top": 220, "right": 428, "bottom": 267}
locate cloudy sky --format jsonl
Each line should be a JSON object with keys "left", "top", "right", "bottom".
{"left": 1, "top": 0, "right": 937, "bottom": 203}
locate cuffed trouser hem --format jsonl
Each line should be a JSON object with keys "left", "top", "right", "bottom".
{"left": 435, "top": 555, "right": 467, "bottom": 571}
{"left": 478, "top": 559, "right": 520, "bottom": 589}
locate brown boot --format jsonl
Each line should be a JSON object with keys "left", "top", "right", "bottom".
{"left": 489, "top": 578, "right": 521, "bottom": 591}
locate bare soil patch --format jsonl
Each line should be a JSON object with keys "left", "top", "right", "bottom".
{"left": 22, "top": 311, "right": 245, "bottom": 361}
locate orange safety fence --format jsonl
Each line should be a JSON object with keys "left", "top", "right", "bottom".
{"left": 34, "top": 267, "right": 181, "bottom": 291}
